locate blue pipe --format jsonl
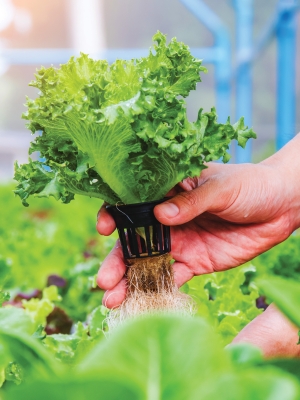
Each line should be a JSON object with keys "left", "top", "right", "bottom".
{"left": 214, "top": 40, "right": 231, "bottom": 125}
{"left": 276, "top": 0, "right": 297, "bottom": 149}
{"left": 233, "top": 0, "right": 253, "bottom": 163}
{"left": 237, "top": 2, "right": 299, "bottom": 67}
{"left": 0, "top": 46, "right": 221, "bottom": 66}
{"left": 251, "top": 10, "right": 281, "bottom": 62}
{"left": 0, "top": 48, "right": 150, "bottom": 65}
{"left": 179, "top": 0, "right": 231, "bottom": 123}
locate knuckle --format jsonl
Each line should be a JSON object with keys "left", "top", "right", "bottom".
{"left": 177, "top": 191, "right": 198, "bottom": 209}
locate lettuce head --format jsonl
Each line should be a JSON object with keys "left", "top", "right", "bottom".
{"left": 14, "top": 32, "right": 256, "bottom": 206}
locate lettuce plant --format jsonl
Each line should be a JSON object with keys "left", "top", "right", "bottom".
{"left": 14, "top": 32, "right": 256, "bottom": 206}
{"left": 13, "top": 32, "right": 257, "bottom": 329}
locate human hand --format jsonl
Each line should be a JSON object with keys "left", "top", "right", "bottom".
{"left": 231, "top": 303, "right": 300, "bottom": 358}
{"left": 96, "top": 135, "right": 300, "bottom": 308}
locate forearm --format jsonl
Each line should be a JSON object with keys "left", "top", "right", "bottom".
{"left": 261, "top": 132, "right": 300, "bottom": 231}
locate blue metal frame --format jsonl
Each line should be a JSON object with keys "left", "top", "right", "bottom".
{"left": 0, "top": 46, "right": 222, "bottom": 66}
{"left": 276, "top": 0, "right": 298, "bottom": 149}
{"left": 179, "top": 0, "right": 231, "bottom": 123}
{"left": 233, "top": 0, "right": 299, "bottom": 159}
{"left": 233, "top": 0, "right": 253, "bottom": 163}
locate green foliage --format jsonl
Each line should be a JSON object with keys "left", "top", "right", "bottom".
{"left": 15, "top": 32, "right": 255, "bottom": 206}
{"left": 88, "top": 305, "right": 107, "bottom": 338}
{"left": 4, "top": 376, "right": 141, "bottom": 400}
{"left": 257, "top": 276, "right": 300, "bottom": 328}
{"left": 0, "top": 305, "right": 104, "bottom": 387}
{"left": 0, "top": 318, "right": 60, "bottom": 381}
{"left": 60, "top": 258, "right": 105, "bottom": 321}
{"left": 79, "top": 315, "right": 230, "bottom": 398}
{"left": 1, "top": 182, "right": 300, "bottom": 397}
{"left": 0, "top": 307, "right": 54, "bottom": 387}
{"left": 0, "top": 308, "right": 36, "bottom": 336}
{"left": 42, "top": 321, "right": 103, "bottom": 366}
{"left": 0, "top": 292, "right": 10, "bottom": 307}
{"left": 0, "top": 256, "right": 12, "bottom": 286}
{"left": 254, "top": 233, "right": 300, "bottom": 281}
{"left": 22, "top": 286, "right": 61, "bottom": 328}
{"left": 183, "top": 265, "right": 261, "bottom": 344}
{"left": 0, "top": 183, "right": 115, "bottom": 291}
{"left": 3, "top": 315, "right": 300, "bottom": 400}
{"left": 3, "top": 363, "right": 23, "bottom": 386}
{"left": 227, "top": 343, "right": 263, "bottom": 367}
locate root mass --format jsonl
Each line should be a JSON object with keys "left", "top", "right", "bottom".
{"left": 106, "top": 253, "right": 195, "bottom": 330}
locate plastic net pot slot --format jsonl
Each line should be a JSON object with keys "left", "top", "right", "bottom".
{"left": 106, "top": 199, "right": 171, "bottom": 260}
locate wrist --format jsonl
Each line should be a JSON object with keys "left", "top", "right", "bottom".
{"left": 260, "top": 133, "right": 300, "bottom": 232}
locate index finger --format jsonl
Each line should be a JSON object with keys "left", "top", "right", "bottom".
{"left": 97, "top": 240, "right": 127, "bottom": 290}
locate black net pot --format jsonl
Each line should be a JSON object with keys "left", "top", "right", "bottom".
{"left": 106, "top": 199, "right": 171, "bottom": 259}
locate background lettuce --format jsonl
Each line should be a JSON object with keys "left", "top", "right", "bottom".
{"left": 1, "top": 184, "right": 300, "bottom": 396}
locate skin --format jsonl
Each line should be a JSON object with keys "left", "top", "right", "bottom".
{"left": 232, "top": 304, "right": 300, "bottom": 358}
{"left": 96, "top": 133, "right": 300, "bottom": 357}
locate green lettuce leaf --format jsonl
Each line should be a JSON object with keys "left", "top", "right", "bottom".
{"left": 184, "top": 265, "right": 261, "bottom": 345}
{"left": 257, "top": 276, "right": 300, "bottom": 328}
{"left": 42, "top": 322, "right": 96, "bottom": 365}
{"left": 2, "top": 314, "right": 300, "bottom": 399}
{"left": 0, "top": 307, "right": 60, "bottom": 387}
{"left": 4, "top": 376, "right": 141, "bottom": 400}
{"left": 22, "top": 286, "right": 61, "bottom": 329}
{"left": 0, "top": 291, "right": 10, "bottom": 307}
{"left": 0, "top": 308, "right": 36, "bottom": 336}
{"left": 77, "top": 314, "right": 299, "bottom": 400}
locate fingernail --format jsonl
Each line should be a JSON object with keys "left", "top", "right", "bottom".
{"left": 158, "top": 203, "right": 179, "bottom": 218}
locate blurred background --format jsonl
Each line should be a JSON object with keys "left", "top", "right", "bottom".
{"left": 0, "top": 0, "right": 299, "bottom": 181}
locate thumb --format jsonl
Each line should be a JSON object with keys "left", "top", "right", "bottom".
{"left": 154, "top": 177, "right": 235, "bottom": 225}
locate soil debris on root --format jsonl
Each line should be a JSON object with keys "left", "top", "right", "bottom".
{"left": 106, "top": 253, "right": 195, "bottom": 330}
